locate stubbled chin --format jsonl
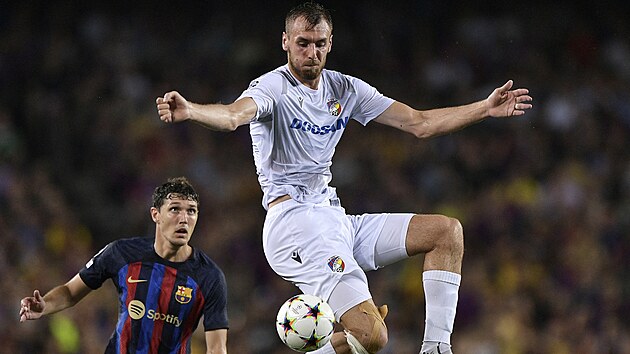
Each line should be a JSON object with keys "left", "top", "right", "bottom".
{"left": 299, "top": 67, "right": 320, "bottom": 80}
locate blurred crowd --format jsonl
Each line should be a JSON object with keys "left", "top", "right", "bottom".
{"left": 2, "top": 1, "right": 629, "bottom": 353}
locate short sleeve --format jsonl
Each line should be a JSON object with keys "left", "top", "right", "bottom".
{"left": 202, "top": 267, "right": 229, "bottom": 330}
{"left": 347, "top": 76, "right": 395, "bottom": 126}
{"left": 238, "top": 72, "right": 284, "bottom": 122}
{"left": 79, "top": 242, "right": 116, "bottom": 290}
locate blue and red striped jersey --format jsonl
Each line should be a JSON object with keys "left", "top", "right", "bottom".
{"left": 79, "top": 236, "right": 228, "bottom": 354}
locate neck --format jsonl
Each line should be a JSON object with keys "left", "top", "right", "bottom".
{"left": 300, "top": 77, "right": 320, "bottom": 90}
{"left": 288, "top": 64, "right": 320, "bottom": 90}
{"left": 154, "top": 242, "right": 192, "bottom": 262}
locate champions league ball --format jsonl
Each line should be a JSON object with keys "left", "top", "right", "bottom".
{"left": 276, "top": 294, "right": 336, "bottom": 352}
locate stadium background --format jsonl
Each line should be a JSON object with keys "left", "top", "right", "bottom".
{"left": 2, "top": 0, "right": 629, "bottom": 353}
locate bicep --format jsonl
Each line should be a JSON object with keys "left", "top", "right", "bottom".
{"left": 204, "top": 329, "right": 228, "bottom": 354}
{"left": 373, "top": 101, "right": 421, "bottom": 134}
{"left": 228, "top": 97, "right": 258, "bottom": 127}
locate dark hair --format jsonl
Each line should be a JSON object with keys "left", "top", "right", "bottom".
{"left": 152, "top": 177, "right": 200, "bottom": 209}
{"left": 285, "top": 1, "right": 333, "bottom": 33}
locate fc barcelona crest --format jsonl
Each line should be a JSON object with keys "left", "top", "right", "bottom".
{"left": 327, "top": 98, "right": 342, "bottom": 116}
{"left": 175, "top": 285, "right": 193, "bottom": 304}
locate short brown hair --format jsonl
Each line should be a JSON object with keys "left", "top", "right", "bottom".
{"left": 285, "top": 1, "right": 333, "bottom": 33}
{"left": 152, "top": 177, "right": 200, "bottom": 209}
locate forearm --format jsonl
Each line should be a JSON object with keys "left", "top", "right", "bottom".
{"left": 375, "top": 100, "right": 490, "bottom": 139}
{"left": 41, "top": 285, "right": 80, "bottom": 316}
{"left": 416, "top": 99, "right": 488, "bottom": 138}
{"left": 188, "top": 103, "right": 237, "bottom": 132}
{"left": 205, "top": 329, "right": 228, "bottom": 354}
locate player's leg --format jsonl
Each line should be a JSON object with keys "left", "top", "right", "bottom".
{"left": 359, "top": 213, "right": 462, "bottom": 353}
{"left": 404, "top": 214, "right": 463, "bottom": 273}
{"left": 404, "top": 214, "right": 463, "bottom": 354}
{"left": 264, "top": 201, "right": 386, "bottom": 353}
{"left": 310, "top": 274, "right": 388, "bottom": 354}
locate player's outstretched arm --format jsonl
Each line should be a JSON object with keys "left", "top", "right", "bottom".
{"left": 19, "top": 274, "right": 92, "bottom": 322}
{"left": 156, "top": 91, "right": 257, "bottom": 132}
{"left": 204, "top": 329, "right": 228, "bottom": 354}
{"left": 374, "top": 80, "right": 532, "bottom": 138}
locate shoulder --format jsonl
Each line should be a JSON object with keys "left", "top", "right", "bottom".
{"left": 241, "top": 66, "right": 293, "bottom": 104}
{"left": 249, "top": 65, "right": 295, "bottom": 88}
{"left": 322, "top": 68, "right": 351, "bottom": 81}
{"left": 111, "top": 236, "right": 153, "bottom": 252}
{"left": 94, "top": 236, "right": 152, "bottom": 262}
{"left": 322, "top": 69, "right": 367, "bottom": 93}
{"left": 191, "top": 249, "right": 226, "bottom": 279}
{"left": 197, "top": 251, "right": 224, "bottom": 271}
{"left": 191, "top": 251, "right": 228, "bottom": 295}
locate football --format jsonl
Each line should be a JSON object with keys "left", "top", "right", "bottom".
{"left": 276, "top": 294, "right": 336, "bottom": 352}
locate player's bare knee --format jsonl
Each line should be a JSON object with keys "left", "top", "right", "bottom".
{"left": 437, "top": 216, "right": 464, "bottom": 256}
{"left": 346, "top": 323, "right": 388, "bottom": 353}
{"left": 367, "top": 320, "right": 388, "bottom": 353}
{"left": 345, "top": 302, "right": 388, "bottom": 353}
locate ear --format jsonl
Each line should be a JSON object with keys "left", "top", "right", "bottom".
{"left": 282, "top": 32, "right": 289, "bottom": 51}
{"left": 328, "top": 34, "right": 333, "bottom": 53}
{"left": 150, "top": 207, "right": 159, "bottom": 223}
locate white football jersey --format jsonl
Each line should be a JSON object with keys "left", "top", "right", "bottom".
{"left": 238, "top": 65, "right": 394, "bottom": 209}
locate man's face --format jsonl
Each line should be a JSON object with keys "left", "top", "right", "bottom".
{"left": 151, "top": 194, "right": 198, "bottom": 248}
{"left": 282, "top": 16, "right": 332, "bottom": 85}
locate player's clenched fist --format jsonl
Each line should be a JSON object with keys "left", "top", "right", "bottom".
{"left": 156, "top": 91, "right": 191, "bottom": 123}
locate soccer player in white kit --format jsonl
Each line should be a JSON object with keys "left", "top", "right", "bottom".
{"left": 156, "top": 3, "right": 532, "bottom": 353}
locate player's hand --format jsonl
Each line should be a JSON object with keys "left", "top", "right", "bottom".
{"left": 19, "top": 290, "right": 45, "bottom": 322}
{"left": 486, "top": 80, "right": 532, "bottom": 118}
{"left": 156, "top": 91, "right": 192, "bottom": 123}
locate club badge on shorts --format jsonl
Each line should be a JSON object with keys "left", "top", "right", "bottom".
{"left": 327, "top": 255, "right": 345, "bottom": 273}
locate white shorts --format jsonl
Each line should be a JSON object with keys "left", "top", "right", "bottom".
{"left": 263, "top": 198, "right": 413, "bottom": 320}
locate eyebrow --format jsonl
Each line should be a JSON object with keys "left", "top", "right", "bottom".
{"left": 166, "top": 201, "right": 198, "bottom": 208}
{"left": 295, "top": 35, "right": 329, "bottom": 43}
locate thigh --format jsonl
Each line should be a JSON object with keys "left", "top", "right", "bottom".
{"left": 327, "top": 273, "right": 372, "bottom": 321}
{"left": 263, "top": 200, "right": 364, "bottom": 301}
{"left": 404, "top": 213, "right": 461, "bottom": 256}
{"left": 351, "top": 213, "right": 414, "bottom": 270}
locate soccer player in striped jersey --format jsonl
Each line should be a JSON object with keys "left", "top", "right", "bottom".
{"left": 155, "top": 2, "right": 532, "bottom": 353}
{"left": 19, "top": 177, "right": 229, "bottom": 354}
